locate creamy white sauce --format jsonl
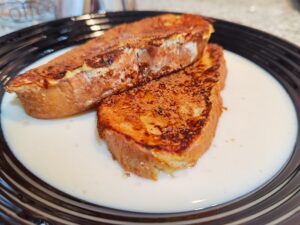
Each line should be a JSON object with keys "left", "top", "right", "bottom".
{"left": 1, "top": 49, "right": 297, "bottom": 213}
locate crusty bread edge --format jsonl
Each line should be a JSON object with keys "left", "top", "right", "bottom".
{"left": 100, "top": 44, "right": 227, "bottom": 180}
{"left": 11, "top": 38, "right": 209, "bottom": 119}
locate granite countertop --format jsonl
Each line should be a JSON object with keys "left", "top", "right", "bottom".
{"left": 0, "top": 0, "right": 299, "bottom": 47}
{"left": 135, "top": 0, "right": 300, "bottom": 47}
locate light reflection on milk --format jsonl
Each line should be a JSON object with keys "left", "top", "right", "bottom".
{"left": 1, "top": 49, "right": 297, "bottom": 213}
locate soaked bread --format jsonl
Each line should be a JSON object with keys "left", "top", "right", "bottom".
{"left": 6, "top": 14, "right": 212, "bottom": 118}
{"left": 98, "top": 44, "right": 227, "bottom": 180}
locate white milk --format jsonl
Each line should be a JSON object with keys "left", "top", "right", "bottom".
{"left": 1, "top": 49, "right": 297, "bottom": 213}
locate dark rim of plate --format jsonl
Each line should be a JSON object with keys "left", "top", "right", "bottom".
{"left": 0, "top": 11, "right": 299, "bottom": 225}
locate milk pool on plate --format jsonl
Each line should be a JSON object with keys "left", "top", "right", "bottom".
{"left": 1, "top": 49, "right": 297, "bottom": 213}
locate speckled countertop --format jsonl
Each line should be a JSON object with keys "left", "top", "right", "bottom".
{"left": 0, "top": 0, "right": 299, "bottom": 47}
{"left": 135, "top": 0, "right": 300, "bottom": 47}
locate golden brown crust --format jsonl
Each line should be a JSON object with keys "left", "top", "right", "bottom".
{"left": 98, "top": 44, "right": 227, "bottom": 180}
{"left": 102, "top": 130, "right": 160, "bottom": 179}
{"left": 6, "top": 14, "right": 212, "bottom": 118}
{"left": 6, "top": 13, "right": 212, "bottom": 87}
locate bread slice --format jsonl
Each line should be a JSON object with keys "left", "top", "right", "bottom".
{"left": 6, "top": 14, "right": 213, "bottom": 119}
{"left": 97, "top": 44, "right": 227, "bottom": 180}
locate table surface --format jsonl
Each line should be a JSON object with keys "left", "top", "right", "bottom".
{"left": 0, "top": 0, "right": 299, "bottom": 46}
{"left": 135, "top": 0, "right": 300, "bottom": 47}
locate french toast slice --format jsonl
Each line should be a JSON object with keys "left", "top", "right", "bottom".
{"left": 6, "top": 14, "right": 213, "bottom": 119}
{"left": 97, "top": 44, "right": 227, "bottom": 180}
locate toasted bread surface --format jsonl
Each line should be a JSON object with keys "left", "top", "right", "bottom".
{"left": 98, "top": 44, "right": 227, "bottom": 180}
{"left": 6, "top": 14, "right": 212, "bottom": 118}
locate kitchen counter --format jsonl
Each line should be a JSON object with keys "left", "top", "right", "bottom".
{"left": 0, "top": 0, "right": 299, "bottom": 46}
{"left": 135, "top": 0, "right": 300, "bottom": 46}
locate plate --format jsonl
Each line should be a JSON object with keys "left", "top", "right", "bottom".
{"left": 0, "top": 11, "right": 300, "bottom": 224}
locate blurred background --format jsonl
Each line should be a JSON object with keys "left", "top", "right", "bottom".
{"left": 0, "top": 0, "right": 299, "bottom": 46}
